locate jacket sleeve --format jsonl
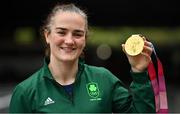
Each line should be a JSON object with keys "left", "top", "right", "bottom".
{"left": 112, "top": 71, "right": 155, "bottom": 113}
{"left": 9, "top": 85, "right": 31, "bottom": 113}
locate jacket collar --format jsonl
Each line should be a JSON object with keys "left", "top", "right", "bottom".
{"left": 42, "top": 57, "right": 85, "bottom": 81}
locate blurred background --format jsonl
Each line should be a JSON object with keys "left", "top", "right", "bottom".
{"left": 0, "top": 0, "right": 180, "bottom": 112}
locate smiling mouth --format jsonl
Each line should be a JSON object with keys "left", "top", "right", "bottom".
{"left": 60, "top": 47, "right": 76, "bottom": 52}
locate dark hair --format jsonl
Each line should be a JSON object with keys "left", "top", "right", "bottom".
{"left": 40, "top": 3, "right": 88, "bottom": 58}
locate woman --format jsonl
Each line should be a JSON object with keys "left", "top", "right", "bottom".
{"left": 9, "top": 3, "right": 155, "bottom": 113}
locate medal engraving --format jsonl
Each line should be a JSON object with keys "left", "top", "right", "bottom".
{"left": 125, "top": 34, "right": 144, "bottom": 56}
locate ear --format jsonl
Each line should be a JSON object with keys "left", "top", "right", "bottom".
{"left": 44, "top": 30, "right": 50, "bottom": 44}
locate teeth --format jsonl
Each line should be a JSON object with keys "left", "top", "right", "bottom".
{"left": 60, "top": 47, "right": 75, "bottom": 51}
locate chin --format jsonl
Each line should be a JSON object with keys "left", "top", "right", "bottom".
{"left": 59, "top": 56, "right": 78, "bottom": 62}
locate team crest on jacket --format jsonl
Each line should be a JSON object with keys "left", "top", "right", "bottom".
{"left": 86, "top": 82, "right": 100, "bottom": 98}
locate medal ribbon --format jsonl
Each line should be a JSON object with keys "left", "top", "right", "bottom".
{"left": 148, "top": 45, "right": 168, "bottom": 113}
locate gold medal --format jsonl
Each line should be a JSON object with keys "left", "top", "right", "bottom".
{"left": 125, "top": 34, "right": 144, "bottom": 56}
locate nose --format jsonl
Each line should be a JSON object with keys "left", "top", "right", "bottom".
{"left": 64, "top": 33, "right": 74, "bottom": 45}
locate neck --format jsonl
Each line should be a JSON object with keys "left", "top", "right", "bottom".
{"left": 48, "top": 57, "right": 79, "bottom": 86}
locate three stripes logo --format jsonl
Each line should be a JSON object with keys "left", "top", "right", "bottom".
{"left": 44, "top": 97, "right": 55, "bottom": 106}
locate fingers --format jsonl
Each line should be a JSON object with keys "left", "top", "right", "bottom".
{"left": 141, "top": 51, "right": 152, "bottom": 61}
{"left": 144, "top": 40, "right": 153, "bottom": 47}
{"left": 140, "top": 35, "right": 153, "bottom": 56}
{"left": 140, "top": 35, "right": 153, "bottom": 48}
{"left": 143, "top": 40, "right": 153, "bottom": 57}
{"left": 142, "top": 45, "right": 153, "bottom": 56}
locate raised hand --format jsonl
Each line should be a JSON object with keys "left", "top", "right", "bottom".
{"left": 122, "top": 38, "right": 153, "bottom": 73}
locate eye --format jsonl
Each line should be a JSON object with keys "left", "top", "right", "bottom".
{"left": 73, "top": 33, "right": 83, "bottom": 37}
{"left": 72, "top": 31, "right": 84, "bottom": 38}
{"left": 57, "top": 31, "right": 66, "bottom": 36}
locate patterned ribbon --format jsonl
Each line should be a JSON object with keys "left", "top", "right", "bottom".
{"left": 148, "top": 44, "right": 168, "bottom": 113}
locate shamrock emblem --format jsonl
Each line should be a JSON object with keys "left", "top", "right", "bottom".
{"left": 86, "top": 82, "right": 99, "bottom": 98}
{"left": 89, "top": 84, "right": 97, "bottom": 92}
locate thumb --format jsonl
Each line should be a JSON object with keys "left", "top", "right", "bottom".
{"left": 121, "top": 44, "right": 125, "bottom": 53}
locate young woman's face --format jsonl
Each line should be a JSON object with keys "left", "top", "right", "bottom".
{"left": 45, "top": 11, "right": 86, "bottom": 62}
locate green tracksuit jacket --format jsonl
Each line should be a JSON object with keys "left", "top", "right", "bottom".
{"left": 9, "top": 58, "right": 155, "bottom": 113}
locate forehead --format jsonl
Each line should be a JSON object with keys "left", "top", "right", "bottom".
{"left": 51, "top": 11, "right": 86, "bottom": 30}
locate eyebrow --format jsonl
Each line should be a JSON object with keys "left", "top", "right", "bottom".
{"left": 55, "top": 27, "right": 67, "bottom": 31}
{"left": 55, "top": 27, "right": 85, "bottom": 33}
